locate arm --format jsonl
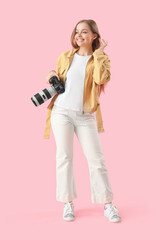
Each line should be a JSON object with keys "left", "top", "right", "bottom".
{"left": 92, "top": 48, "right": 111, "bottom": 85}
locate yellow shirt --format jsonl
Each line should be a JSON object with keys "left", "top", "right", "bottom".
{"left": 44, "top": 47, "right": 111, "bottom": 139}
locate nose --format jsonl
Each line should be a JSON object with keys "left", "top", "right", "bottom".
{"left": 77, "top": 33, "right": 82, "bottom": 37}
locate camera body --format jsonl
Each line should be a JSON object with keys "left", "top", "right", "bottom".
{"left": 31, "top": 76, "right": 65, "bottom": 107}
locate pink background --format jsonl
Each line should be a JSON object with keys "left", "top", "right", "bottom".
{"left": 0, "top": 0, "right": 160, "bottom": 239}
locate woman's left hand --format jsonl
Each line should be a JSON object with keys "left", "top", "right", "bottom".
{"left": 98, "top": 39, "right": 108, "bottom": 51}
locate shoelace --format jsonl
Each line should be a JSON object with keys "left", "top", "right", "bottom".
{"left": 64, "top": 203, "right": 74, "bottom": 217}
{"left": 105, "top": 205, "right": 119, "bottom": 218}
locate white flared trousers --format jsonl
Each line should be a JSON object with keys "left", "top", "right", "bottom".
{"left": 51, "top": 105, "right": 113, "bottom": 203}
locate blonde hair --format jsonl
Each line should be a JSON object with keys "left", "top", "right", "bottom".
{"left": 70, "top": 19, "right": 109, "bottom": 94}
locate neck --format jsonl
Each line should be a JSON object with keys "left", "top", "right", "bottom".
{"left": 76, "top": 46, "right": 93, "bottom": 56}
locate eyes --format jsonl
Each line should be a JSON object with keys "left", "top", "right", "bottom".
{"left": 75, "top": 31, "right": 87, "bottom": 34}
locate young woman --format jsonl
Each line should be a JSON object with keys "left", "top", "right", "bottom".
{"left": 45, "top": 19, "right": 121, "bottom": 223}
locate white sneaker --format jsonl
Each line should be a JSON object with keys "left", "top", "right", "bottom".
{"left": 63, "top": 202, "right": 75, "bottom": 221}
{"left": 104, "top": 204, "right": 121, "bottom": 222}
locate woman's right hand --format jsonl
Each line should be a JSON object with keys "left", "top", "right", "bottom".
{"left": 46, "top": 70, "right": 60, "bottom": 85}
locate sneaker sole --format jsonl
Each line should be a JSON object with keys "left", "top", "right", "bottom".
{"left": 63, "top": 217, "right": 75, "bottom": 221}
{"left": 109, "top": 217, "right": 121, "bottom": 223}
{"left": 104, "top": 213, "right": 121, "bottom": 223}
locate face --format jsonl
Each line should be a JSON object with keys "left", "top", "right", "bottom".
{"left": 74, "top": 22, "right": 97, "bottom": 47}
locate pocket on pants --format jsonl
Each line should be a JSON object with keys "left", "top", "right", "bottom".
{"left": 51, "top": 107, "right": 69, "bottom": 128}
{"left": 52, "top": 105, "right": 68, "bottom": 114}
{"left": 51, "top": 104, "right": 70, "bottom": 117}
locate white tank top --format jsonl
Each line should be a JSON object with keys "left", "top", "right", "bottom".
{"left": 54, "top": 52, "right": 92, "bottom": 113}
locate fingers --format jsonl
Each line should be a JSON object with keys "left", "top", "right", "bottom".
{"left": 46, "top": 71, "right": 60, "bottom": 84}
{"left": 102, "top": 39, "right": 108, "bottom": 45}
{"left": 100, "top": 39, "right": 108, "bottom": 47}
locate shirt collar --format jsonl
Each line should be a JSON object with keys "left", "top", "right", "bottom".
{"left": 66, "top": 47, "right": 80, "bottom": 58}
{"left": 66, "top": 47, "right": 95, "bottom": 59}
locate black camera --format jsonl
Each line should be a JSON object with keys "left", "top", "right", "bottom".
{"left": 31, "top": 76, "right": 65, "bottom": 107}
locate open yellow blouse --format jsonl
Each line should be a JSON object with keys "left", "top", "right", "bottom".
{"left": 44, "top": 47, "right": 111, "bottom": 139}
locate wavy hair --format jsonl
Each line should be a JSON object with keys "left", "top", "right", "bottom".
{"left": 70, "top": 19, "right": 109, "bottom": 94}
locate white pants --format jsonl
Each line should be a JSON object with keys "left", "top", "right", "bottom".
{"left": 51, "top": 105, "right": 113, "bottom": 203}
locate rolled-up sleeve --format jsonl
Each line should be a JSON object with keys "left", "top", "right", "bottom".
{"left": 93, "top": 49, "right": 111, "bottom": 85}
